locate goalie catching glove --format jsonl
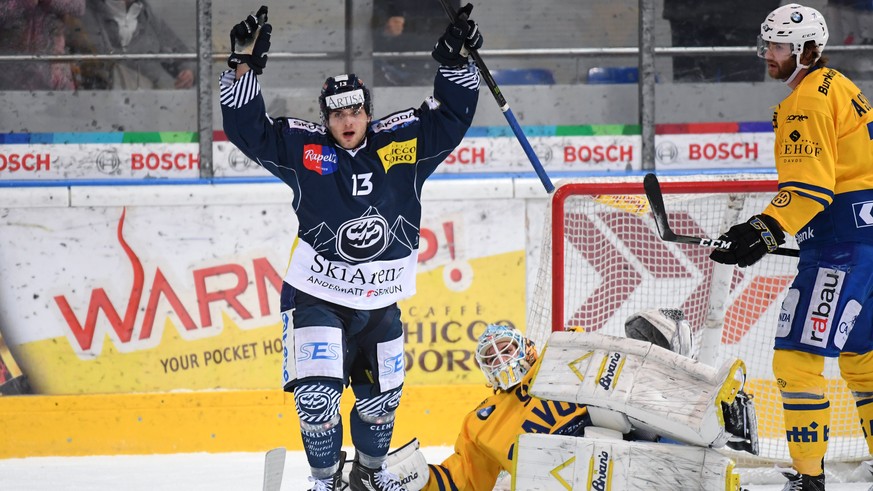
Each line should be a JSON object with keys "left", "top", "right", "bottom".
{"left": 227, "top": 5, "right": 271, "bottom": 75}
{"left": 710, "top": 214, "right": 785, "bottom": 268}
{"left": 432, "top": 3, "right": 484, "bottom": 67}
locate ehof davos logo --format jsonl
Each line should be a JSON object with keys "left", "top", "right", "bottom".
{"left": 336, "top": 215, "right": 389, "bottom": 262}
{"left": 96, "top": 149, "right": 121, "bottom": 175}
{"left": 791, "top": 12, "right": 803, "bottom": 23}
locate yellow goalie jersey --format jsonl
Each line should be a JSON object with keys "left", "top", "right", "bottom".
{"left": 424, "top": 361, "right": 590, "bottom": 491}
{"left": 762, "top": 66, "right": 873, "bottom": 244}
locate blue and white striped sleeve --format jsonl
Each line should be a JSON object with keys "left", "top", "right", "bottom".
{"left": 219, "top": 69, "right": 261, "bottom": 109}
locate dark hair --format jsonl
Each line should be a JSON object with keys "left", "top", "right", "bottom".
{"left": 803, "top": 40, "right": 828, "bottom": 69}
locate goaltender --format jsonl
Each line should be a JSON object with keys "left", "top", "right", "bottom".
{"left": 344, "top": 309, "right": 759, "bottom": 490}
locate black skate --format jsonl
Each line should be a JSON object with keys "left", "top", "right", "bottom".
{"left": 776, "top": 466, "right": 825, "bottom": 491}
{"left": 348, "top": 457, "right": 407, "bottom": 491}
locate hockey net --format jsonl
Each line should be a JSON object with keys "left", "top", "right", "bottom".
{"left": 526, "top": 175, "right": 868, "bottom": 466}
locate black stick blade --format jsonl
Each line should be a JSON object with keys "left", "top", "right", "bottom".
{"left": 643, "top": 173, "right": 676, "bottom": 241}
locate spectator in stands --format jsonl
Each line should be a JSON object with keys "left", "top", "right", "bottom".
{"left": 68, "top": 0, "right": 194, "bottom": 90}
{"left": 0, "top": 0, "right": 86, "bottom": 91}
{"left": 372, "top": 0, "right": 460, "bottom": 86}
{"left": 662, "top": 0, "right": 780, "bottom": 82}
{"left": 825, "top": 0, "right": 873, "bottom": 80}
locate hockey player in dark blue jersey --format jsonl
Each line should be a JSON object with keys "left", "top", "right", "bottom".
{"left": 219, "top": 4, "right": 482, "bottom": 491}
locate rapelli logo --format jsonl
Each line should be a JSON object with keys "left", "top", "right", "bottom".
{"left": 591, "top": 450, "right": 612, "bottom": 491}
{"left": 377, "top": 138, "right": 417, "bottom": 172}
{"left": 302, "top": 144, "right": 339, "bottom": 175}
{"left": 598, "top": 352, "right": 624, "bottom": 390}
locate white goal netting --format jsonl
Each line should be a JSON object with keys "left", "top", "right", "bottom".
{"left": 526, "top": 174, "right": 868, "bottom": 466}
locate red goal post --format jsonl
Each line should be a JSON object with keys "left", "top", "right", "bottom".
{"left": 526, "top": 175, "right": 869, "bottom": 465}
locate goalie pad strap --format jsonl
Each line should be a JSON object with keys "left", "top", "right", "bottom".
{"left": 513, "top": 433, "right": 742, "bottom": 491}
{"left": 530, "top": 331, "right": 745, "bottom": 447}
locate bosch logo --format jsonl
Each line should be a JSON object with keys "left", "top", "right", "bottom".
{"left": 655, "top": 141, "right": 679, "bottom": 164}
{"left": 96, "top": 149, "right": 121, "bottom": 174}
{"left": 336, "top": 215, "right": 389, "bottom": 262}
{"left": 228, "top": 148, "right": 253, "bottom": 172}
{"left": 533, "top": 143, "right": 553, "bottom": 163}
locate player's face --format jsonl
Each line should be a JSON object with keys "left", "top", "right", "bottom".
{"left": 328, "top": 105, "right": 369, "bottom": 149}
{"left": 480, "top": 339, "right": 518, "bottom": 367}
{"left": 762, "top": 41, "right": 795, "bottom": 80}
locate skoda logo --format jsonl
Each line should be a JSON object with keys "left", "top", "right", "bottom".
{"left": 790, "top": 12, "right": 803, "bottom": 23}
{"left": 655, "top": 141, "right": 679, "bottom": 164}
{"left": 336, "top": 215, "right": 389, "bottom": 262}
{"left": 96, "top": 149, "right": 121, "bottom": 174}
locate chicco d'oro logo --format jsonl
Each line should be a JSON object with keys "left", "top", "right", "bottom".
{"left": 377, "top": 138, "right": 417, "bottom": 172}
{"left": 336, "top": 215, "right": 389, "bottom": 262}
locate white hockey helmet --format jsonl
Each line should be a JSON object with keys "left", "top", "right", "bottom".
{"left": 758, "top": 4, "right": 828, "bottom": 64}
{"left": 624, "top": 308, "right": 694, "bottom": 358}
{"left": 475, "top": 324, "right": 537, "bottom": 391}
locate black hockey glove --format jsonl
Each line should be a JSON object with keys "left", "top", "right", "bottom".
{"left": 227, "top": 6, "right": 271, "bottom": 75}
{"left": 432, "top": 3, "right": 484, "bottom": 67}
{"left": 709, "top": 214, "right": 785, "bottom": 268}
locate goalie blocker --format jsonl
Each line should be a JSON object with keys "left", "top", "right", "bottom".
{"left": 529, "top": 331, "right": 758, "bottom": 454}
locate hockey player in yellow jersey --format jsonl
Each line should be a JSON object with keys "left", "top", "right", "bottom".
{"left": 344, "top": 309, "right": 759, "bottom": 490}
{"left": 710, "top": 4, "right": 873, "bottom": 490}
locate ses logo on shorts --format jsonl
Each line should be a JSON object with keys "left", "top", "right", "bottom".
{"left": 303, "top": 144, "right": 339, "bottom": 175}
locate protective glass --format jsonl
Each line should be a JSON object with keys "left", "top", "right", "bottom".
{"left": 757, "top": 36, "right": 793, "bottom": 60}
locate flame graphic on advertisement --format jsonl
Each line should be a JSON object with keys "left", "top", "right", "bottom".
{"left": 54, "top": 208, "right": 145, "bottom": 351}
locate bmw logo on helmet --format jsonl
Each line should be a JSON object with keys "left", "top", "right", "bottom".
{"left": 790, "top": 12, "right": 803, "bottom": 23}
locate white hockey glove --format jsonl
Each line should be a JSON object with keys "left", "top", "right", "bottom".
{"left": 625, "top": 308, "right": 694, "bottom": 358}
{"left": 227, "top": 6, "right": 271, "bottom": 75}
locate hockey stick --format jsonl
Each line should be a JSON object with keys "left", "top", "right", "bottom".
{"left": 643, "top": 173, "right": 800, "bottom": 257}
{"left": 262, "top": 447, "right": 286, "bottom": 491}
{"left": 436, "top": 0, "right": 555, "bottom": 194}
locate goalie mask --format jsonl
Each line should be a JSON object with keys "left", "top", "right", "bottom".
{"left": 625, "top": 308, "right": 694, "bottom": 358}
{"left": 475, "top": 324, "right": 537, "bottom": 391}
{"left": 319, "top": 73, "right": 372, "bottom": 124}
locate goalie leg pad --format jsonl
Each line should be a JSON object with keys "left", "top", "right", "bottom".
{"left": 342, "top": 438, "right": 428, "bottom": 491}
{"left": 530, "top": 331, "right": 747, "bottom": 448}
{"left": 512, "top": 433, "right": 743, "bottom": 491}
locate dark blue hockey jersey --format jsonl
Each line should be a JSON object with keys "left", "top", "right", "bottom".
{"left": 220, "top": 64, "right": 479, "bottom": 310}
